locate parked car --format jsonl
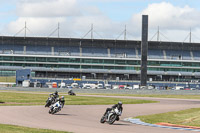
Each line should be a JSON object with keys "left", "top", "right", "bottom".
{"left": 119, "top": 85, "right": 125, "bottom": 89}
{"left": 184, "top": 87, "right": 191, "bottom": 90}
{"left": 105, "top": 84, "right": 112, "bottom": 89}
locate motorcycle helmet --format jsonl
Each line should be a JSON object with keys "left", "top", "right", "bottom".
{"left": 61, "top": 96, "right": 64, "bottom": 100}
{"left": 55, "top": 91, "right": 58, "bottom": 95}
{"left": 118, "top": 101, "right": 122, "bottom": 106}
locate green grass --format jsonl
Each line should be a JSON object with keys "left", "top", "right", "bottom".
{"left": 136, "top": 108, "right": 200, "bottom": 127}
{"left": 79, "top": 93, "right": 200, "bottom": 99}
{"left": 0, "top": 123, "right": 70, "bottom": 133}
{"left": 0, "top": 92, "right": 157, "bottom": 106}
{"left": 0, "top": 76, "right": 16, "bottom": 82}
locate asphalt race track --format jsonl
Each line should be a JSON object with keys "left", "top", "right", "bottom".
{"left": 0, "top": 95, "right": 200, "bottom": 133}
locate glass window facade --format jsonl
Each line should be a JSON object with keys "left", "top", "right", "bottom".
{"left": 1, "top": 55, "right": 200, "bottom": 72}
{"left": 0, "top": 70, "right": 16, "bottom": 76}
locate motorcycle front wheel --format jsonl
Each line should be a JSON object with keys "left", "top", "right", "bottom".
{"left": 100, "top": 116, "right": 106, "bottom": 123}
{"left": 51, "top": 110, "right": 56, "bottom": 114}
{"left": 45, "top": 100, "right": 50, "bottom": 107}
{"left": 48, "top": 108, "right": 53, "bottom": 114}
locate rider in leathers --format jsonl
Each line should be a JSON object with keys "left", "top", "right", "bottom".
{"left": 104, "top": 101, "right": 123, "bottom": 121}
{"left": 50, "top": 91, "right": 59, "bottom": 99}
{"left": 58, "top": 96, "right": 65, "bottom": 108}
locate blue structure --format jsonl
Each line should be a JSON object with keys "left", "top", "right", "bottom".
{"left": 16, "top": 69, "right": 31, "bottom": 85}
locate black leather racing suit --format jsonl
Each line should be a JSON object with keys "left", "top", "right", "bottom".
{"left": 104, "top": 104, "right": 123, "bottom": 120}
{"left": 50, "top": 92, "right": 59, "bottom": 99}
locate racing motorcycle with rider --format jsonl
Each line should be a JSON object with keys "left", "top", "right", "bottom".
{"left": 45, "top": 91, "right": 59, "bottom": 107}
{"left": 49, "top": 96, "right": 65, "bottom": 114}
{"left": 100, "top": 101, "right": 123, "bottom": 124}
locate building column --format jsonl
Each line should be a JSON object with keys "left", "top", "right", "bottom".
{"left": 140, "top": 15, "right": 148, "bottom": 87}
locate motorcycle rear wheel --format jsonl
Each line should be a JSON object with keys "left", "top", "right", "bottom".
{"left": 108, "top": 114, "right": 117, "bottom": 124}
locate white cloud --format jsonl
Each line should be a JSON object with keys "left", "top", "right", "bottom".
{"left": 2, "top": 0, "right": 122, "bottom": 39}
{"left": 2, "top": 1, "right": 200, "bottom": 42}
{"left": 17, "top": 0, "right": 81, "bottom": 17}
{"left": 129, "top": 2, "right": 200, "bottom": 41}
{"left": 5, "top": 17, "right": 66, "bottom": 36}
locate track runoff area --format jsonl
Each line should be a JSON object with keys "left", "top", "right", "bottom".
{"left": 0, "top": 90, "right": 200, "bottom": 133}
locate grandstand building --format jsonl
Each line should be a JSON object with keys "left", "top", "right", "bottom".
{"left": 1, "top": 36, "right": 200, "bottom": 83}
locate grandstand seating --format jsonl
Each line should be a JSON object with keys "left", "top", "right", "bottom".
{"left": 54, "top": 46, "right": 80, "bottom": 56}
{"left": 82, "top": 47, "right": 107, "bottom": 57}
{"left": 192, "top": 51, "right": 200, "bottom": 60}
{"left": 0, "top": 44, "right": 24, "bottom": 54}
{"left": 110, "top": 48, "right": 136, "bottom": 58}
{"left": 182, "top": 50, "right": 192, "bottom": 60}
{"left": 14, "top": 44, "right": 24, "bottom": 54}
{"left": 137, "top": 48, "right": 141, "bottom": 58}
{"left": 35, "top": 45, "right": 51, "bottom": 55}
{"left": 165, "top": 50, "right": 191, "bottom": 60}
{"left": 148, "top": 49, "right": 164, "bottom": 59}
{"left": 26, "top": 45, "right": 51, "bottom": 55}
{"left": 0, "top": 42, "right": 197, "bottom": 60}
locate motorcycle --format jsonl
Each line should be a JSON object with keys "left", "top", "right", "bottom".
{"left": 68, "top": 90, "right": 76, "bottom": 96}
{"left": 48, "top": 101, "right": 62, "bottom": 114}
{"left": 45, "top": 95, "right": 57, "bottom": 107}
{"left": 100, "top": 108, "right": 122, "bottom": 124}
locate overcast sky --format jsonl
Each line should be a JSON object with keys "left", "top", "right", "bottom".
{"left": 0, "top": 0, "right": 200, "bottom": 42}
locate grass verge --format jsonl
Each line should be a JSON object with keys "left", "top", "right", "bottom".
{"left": 136, "top": 108, "right": 200, "bottom": 127}
{"left": 79, "top": 93, "right": 200, "bottom": 99}
{"left": 0, "top": 92, "right": 157, "bottom": 106}
{"left": 0, "top": 76, "right": 15, "bottom": 82}
{"left": 0, "top": 123, "right": 70, "bottom": 133}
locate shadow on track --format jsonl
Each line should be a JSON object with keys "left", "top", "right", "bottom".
{"left": 113, "top": 123, "right": 130, "bottom": 126}
{"left": 54, "top": 113, "right": 76, "bottom": 116}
